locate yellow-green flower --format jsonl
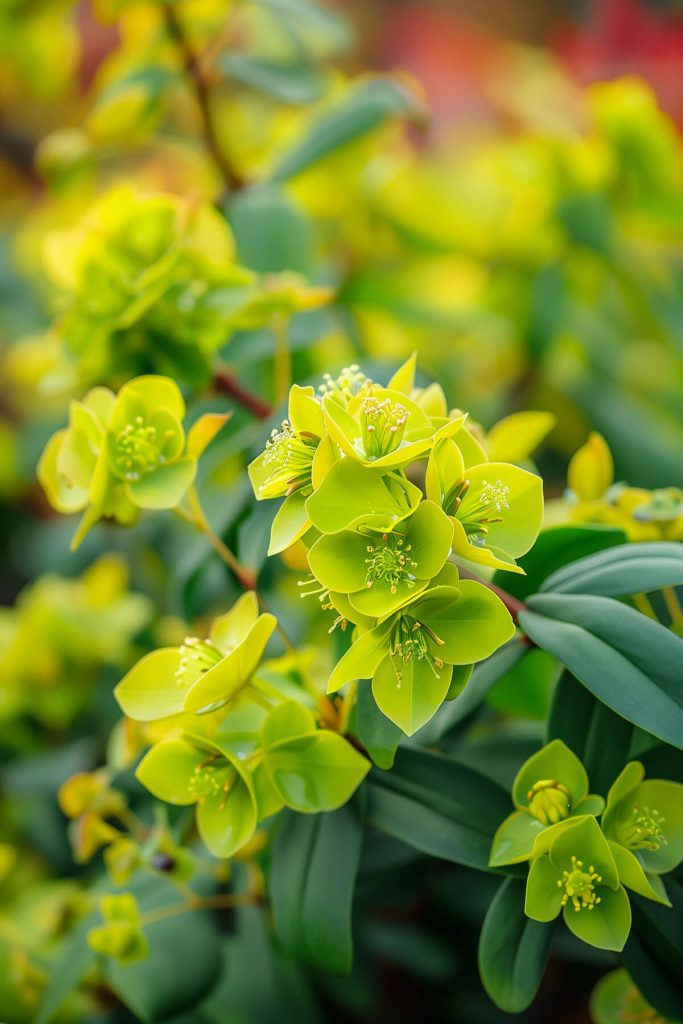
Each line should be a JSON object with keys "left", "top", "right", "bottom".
{"left": 115, "top": 592, "right": 276, "bottom": 721}
{"left": 38, "top": 375, "right": 197, "bottom": 549}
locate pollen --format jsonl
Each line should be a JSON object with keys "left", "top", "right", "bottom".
{"left": 175, "top": 636, "right": 223, "bottom": 689}
{"left": 457, "top": 478, "right": 510, "bottom": 547}
{"left": 188, "top": 754, "right": 236, "bottom": 808}
{"left": 557, "top": 856, "right": 602, "bottom": 912}
{"left": 261, "top": 420, "right": 317, "bottom": 496}
{"left": 624, "top": 805, "right": 668, "bottom": 852}
{"left": 359, "top": 393, "right": 410, "bottom": 460}
{"left": 318, "top": 364, "right": 368, "bottom": 402}
{"left": 114, "top": 421, "right": 162, "bottom": 480}
{"left": 527, "top": 779, "right": 572, "bottom": 825}
{"left": 389, "top": 614, "right": 445, "bottom": 682}
{"left": 364, "top": 533, "right": 417, "bottom": 593}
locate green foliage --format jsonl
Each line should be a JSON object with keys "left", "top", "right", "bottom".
{"left": 4, "top": 1, "right": 683, "bottom": 1020}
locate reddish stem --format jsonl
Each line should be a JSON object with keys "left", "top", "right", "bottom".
{"left": 213, "top": 367, "right": 272, "bottom": 420}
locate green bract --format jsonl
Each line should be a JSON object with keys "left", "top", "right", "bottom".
{"left": 602, "top": 761, "right": 683, "bottom": 884}
{"left": 38, "top": 374, "right": 198, "bottom": 549}
{"left": 115, "top": 592, "right": 276, "bottom": 720}
{"left": 136, "top": 734, "right": 258, "bottom": 858}
{"left": 87, "top": 893, "right": 148, "bottom": 964}
{"left": 328, "top": 578, "right": 515, "bottom": 735}
{"left": 490, "top": 740, "right": 605, "bottom": 866}
{"left": 426, "top": 438, "right": 544, "bottom": 573}
{"left": 248, "top": 384, "right": 330, "bottom": 554}
{"left": 259, "top": 700, "right": 370, "bottom": 813}
{"left": 307, "top": 500, "right": 453, "bottom": 618}
{"left": 525, "top": 817, "right": 632, "bottom": 952}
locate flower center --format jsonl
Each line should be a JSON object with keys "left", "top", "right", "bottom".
{"left": 188, "top": 753, "right": 236, "bottom": 808}
{"left": 114, "top": 417, "right": 171, "bottom": 480}
{"left": 452, "top": 479, "right": 509, "bottom": 546}
{"left": 318, "top": 364, "right": 368, "bottom": 404}
{"left": 623, "top": 805, "right": 667, "bottom": 852}
{"left": 261, "top": 420, "right": 318, "bottom": 496}
{"left": 175, "top": 636, "right": 223, "bottom": 689}
{"left": 527, "top": 780, "right": 572, "bottom": 825}
{"left": 388, "top": 614, "right": 445, "bottom": 687}
{"left": 557, "top": 856, "right": 602, "bottom": 912}
{"left": 364, "top": 534, "right": 418, "bottom": 593}
{"left": 359, "top": 395, "right": 409, "bottom": 460}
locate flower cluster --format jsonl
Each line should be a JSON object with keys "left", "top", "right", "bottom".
{"left": 44, "top": 187, "right": 255, "bottom": 386}
{"left": 110, "top": 592, "right": 370, "bottom": 859}
{"left": 37, "top": 374, "right": 224, "bottom": 549}
{"left": 249, "top": 355, "right": 544, "bottom": 735}
{"left": 491, "top": 740, "right": 683, "bottom": 952}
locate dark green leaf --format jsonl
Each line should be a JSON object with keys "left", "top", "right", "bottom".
{"left": 104, "top": 877, "right": 222, "bottom": 1022}
{"left": 623, "top": 879, "right": 683, "bottom": 1020}
{"left": 36, "top": 914, "right": 97, "bottom": 1024}
{"left": 270, "top": 79, "right": 421, "bottom": 182}
{"left": 494, "top": 525, "right": 626, "bottom": 601}
{"left": 270, "top": 803, "right": 363, "bottom": 973}
{"left": 520, "top": 595, "right": 683, "bottom": 749}
{"left": 478, "top": 877, "right": 553, "bottom": 1013}
{"left": 540, "top": 541, "right": 683, "bottom": 596}
{"left": 547, "top": 672, "right": 633, "bottom": 793}
{"left": 366, "top": 748, "right": 511, "bottom": 871}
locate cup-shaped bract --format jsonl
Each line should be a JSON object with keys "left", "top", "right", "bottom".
{"left": 115, "top": 592, "right": 276, "bottom": 721}
{"left": 489, "top": 740, "right": 605, "bottom": 867}
{"left": 426, "top": 439, "right": 543, "bottom": 573}
{"left": 307, "top": 500, "right": 454, "bottom": 619}
{"left": 328, "top": 579, "right": 515, "bottom": 735}
{"left": 136, "top": 735, "right": 258, "bottom": 859}
{"left": 38, "top": 374, "right": 196, "bottom": 548}
{"left": 525, "top": 817, "right": 632, "bottom": 952}
{"left": 602, "top": 761, "right": 683, "bottom": 876}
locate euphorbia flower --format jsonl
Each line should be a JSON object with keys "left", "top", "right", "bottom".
{"left": 525, "top": 816, "right": 632, "bottom": 952}
{"left": 115, "top": 592, "right": 276, "bottom": 721}
{"left": 489, "top": 740, "right": 604, "bottom": 867}
{"left": 248, "top": 384, "right": 332, "bottom": 554}
{"left": 136, "top": 734, "right": 258, "bottom": 858}
{"left": 307, "top": 500, "right": 454, "bottom": 618}
{"left": 38, "top": 375, "right": 197, "bottom": 549}
{"left": 327, "top": 577, "right": 515, "bottom": 735}
{"left": 426, "top": 438, "right": 543, "bottom": 573}
{"left": 322, "top": 384, "right": 466, "bottom": 470}
{"left": 600, "top": 761, "right": 683, "bottom": 905}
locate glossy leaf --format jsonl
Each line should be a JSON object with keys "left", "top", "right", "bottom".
{"left": 478, "top": 877, "right": 553, "bottom": 1012}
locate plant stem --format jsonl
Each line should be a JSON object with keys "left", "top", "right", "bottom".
{"left": 187, "top": 484, "right": 257, "bottom": 590}
{"left": 141, "top": 891, "right": 259, "bottom": 927}
{"left": 213, "top": 366, "right": 273, "bottom": 420}
{"left": 163, "top": 4, "right": 243, "bottom": 193}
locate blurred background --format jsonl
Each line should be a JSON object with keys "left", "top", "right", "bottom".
{"left": 1, "top": 1, "right": 683, "bottom": 1021}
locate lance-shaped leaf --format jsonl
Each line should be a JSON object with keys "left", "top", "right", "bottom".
{"left": 478, "top": 877, "right": 553, "bottom": 1013}
{"left": 519, "top": 594, "right": 683, "bottom": 750}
